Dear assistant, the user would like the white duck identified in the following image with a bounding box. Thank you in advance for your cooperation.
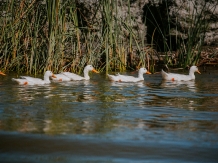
[61,65,99,81]
[108,67,151,82]
[161,66,201,81]
[51,73,71,81]
[0,71,6,76]
[12,70,56,85]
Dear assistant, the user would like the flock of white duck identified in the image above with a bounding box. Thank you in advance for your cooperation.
[0,65,201,85]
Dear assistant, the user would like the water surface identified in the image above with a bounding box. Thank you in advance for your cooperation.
[0,68,218,162]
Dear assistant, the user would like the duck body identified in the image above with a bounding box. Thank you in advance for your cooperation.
[108,74,142,82]
[51,73,71,81]
[61,72,85,81]
[11,78,35,85]
[161,66,200,81]
[62,65,99,81]
[108,68,151,82]
[12,70,56,85]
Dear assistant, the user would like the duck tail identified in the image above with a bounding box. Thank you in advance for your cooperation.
[108,74,117,81]
[107,74,112,80]
[12,78,20,84]
[161,69,168,79]
[12,78,17,82]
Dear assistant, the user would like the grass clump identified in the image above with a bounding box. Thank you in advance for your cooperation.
[0,0,217,74]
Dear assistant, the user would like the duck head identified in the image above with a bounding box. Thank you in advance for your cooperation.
[84,65,99,73]
[190,66,201,74]
[138,68,151,79]
[139,68,151,75]
[44,71,56,80]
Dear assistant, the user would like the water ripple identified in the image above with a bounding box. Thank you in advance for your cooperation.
[0,70,218,162]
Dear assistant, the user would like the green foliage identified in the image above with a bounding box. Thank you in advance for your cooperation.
[0,0,216,74]
[144,0,217,68]
[0,0,150,74]
[177,1,213,67]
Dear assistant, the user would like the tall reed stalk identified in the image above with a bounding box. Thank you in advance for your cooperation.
[144,1,217,69]
[1,0,215,74]
[177,1,212,67]
[0,0,154,74]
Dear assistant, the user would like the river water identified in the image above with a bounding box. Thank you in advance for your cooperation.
[0,67,218,163]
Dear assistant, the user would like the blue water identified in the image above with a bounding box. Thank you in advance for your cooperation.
[0,67,218,163]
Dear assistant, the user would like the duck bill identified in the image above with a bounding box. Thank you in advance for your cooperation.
[146,71,152,74]
[0,71,6,76]
[52,74,57,78]
[92,69,99,73]
[196,70,201,74]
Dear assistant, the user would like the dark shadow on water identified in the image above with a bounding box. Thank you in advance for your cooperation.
[0,131,218,163]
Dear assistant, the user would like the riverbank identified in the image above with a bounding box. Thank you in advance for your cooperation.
[154,46,218,70]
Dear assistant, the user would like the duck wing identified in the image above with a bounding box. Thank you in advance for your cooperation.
[20,76,43,82]
[62,72,85,80]
[12,78,35,85]
[52,74,71,81]
[107,74,121,81]
[117,74,141,82]
[168,73,192,81]
[20,76,50,84]
[161,70,193,81]
[161,70,170,80]
[108,74,141,82]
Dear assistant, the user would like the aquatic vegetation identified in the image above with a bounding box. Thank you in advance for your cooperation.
[144,0,218,68]
[0,0,217,75]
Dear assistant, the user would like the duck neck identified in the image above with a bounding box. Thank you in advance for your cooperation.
[189,71,195,79]
[83,68,90,80]
[44,75,51,83]
[138,72,144,80]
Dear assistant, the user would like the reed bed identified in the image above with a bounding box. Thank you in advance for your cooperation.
[175,1,217,68]
[0,0,217,75]
[144,0,218,69]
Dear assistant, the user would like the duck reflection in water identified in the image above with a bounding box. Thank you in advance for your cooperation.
[14,84,55,101]
[79,80,96,102]
[110,81,145,88]
[64,80,97,103]
[161,80,197,92]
